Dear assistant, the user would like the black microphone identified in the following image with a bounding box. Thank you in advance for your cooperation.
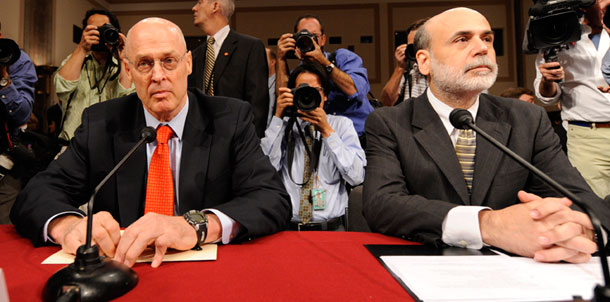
[449,108,610,301]
[43,126,157,302]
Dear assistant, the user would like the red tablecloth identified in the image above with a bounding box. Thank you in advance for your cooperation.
[0,225,414,301]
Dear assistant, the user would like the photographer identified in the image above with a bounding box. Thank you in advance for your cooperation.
[276,15,373,139]
[0,21,37,224]
[534,0,610,199]
[55,9,134,142]
[381,18,428,106]
[261,62,365,231]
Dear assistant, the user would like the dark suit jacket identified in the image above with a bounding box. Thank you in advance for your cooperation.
[363,93,610,246]
[11,89,291,246]
[188,30,269,138]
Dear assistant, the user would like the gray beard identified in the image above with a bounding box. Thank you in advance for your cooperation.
[430,56,498,95]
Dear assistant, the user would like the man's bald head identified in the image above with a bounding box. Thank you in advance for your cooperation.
[125,18,187,59]
[123,17,193,122]
[414,8,497,102]
[415,8,489,53]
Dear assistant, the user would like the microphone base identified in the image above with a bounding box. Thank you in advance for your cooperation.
[594,284,610,302]
[43,245,138,302]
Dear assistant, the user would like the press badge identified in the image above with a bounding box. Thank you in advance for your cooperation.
[312,188,326,210]
[312,176,326,210]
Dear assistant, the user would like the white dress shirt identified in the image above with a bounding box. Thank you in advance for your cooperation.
[207,25,231,61]
[426,89,491,249]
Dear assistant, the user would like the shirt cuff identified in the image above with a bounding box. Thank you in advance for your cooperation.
[205,209,241,244]
[43,211,85,244]
[441,206,490,249]
[535,84,561,104]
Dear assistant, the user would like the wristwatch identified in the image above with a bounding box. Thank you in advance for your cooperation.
[325,63,335,74]
[184,210,208,250]
[0,77,10,89]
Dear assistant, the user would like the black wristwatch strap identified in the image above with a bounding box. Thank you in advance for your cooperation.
[185,210,208,251]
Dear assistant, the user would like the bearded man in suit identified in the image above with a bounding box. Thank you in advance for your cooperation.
[363,7,610,263]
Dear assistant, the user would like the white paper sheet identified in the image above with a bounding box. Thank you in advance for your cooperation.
[381,255,605,302]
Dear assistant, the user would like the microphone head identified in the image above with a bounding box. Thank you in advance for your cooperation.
[449,109,473,130]
[140,126,157,143]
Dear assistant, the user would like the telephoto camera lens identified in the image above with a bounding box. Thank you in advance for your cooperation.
[292,83,321,113]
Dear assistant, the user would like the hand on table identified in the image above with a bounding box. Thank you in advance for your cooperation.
[479,191,595,263]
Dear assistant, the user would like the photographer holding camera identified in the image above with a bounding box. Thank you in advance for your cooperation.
[0,21,37,224]
[534,0,610,199]
[261,62,365,231]
[381,18,429,106]
[276,15,373,140]
[54,9,134,142]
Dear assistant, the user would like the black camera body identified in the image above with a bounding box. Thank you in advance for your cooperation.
[524,0,595,53]
[284,83,322,117]
[293,29,318,53]
[92,23,120,52]
[285,29,319,59]
[0,38,21,66]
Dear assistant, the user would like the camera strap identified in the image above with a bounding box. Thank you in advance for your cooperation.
[285,117,322,186]
[2,122,13,150]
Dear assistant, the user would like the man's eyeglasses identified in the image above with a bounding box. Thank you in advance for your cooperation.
[127,52,187,73]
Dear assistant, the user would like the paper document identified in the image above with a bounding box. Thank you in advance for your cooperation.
[42,244,217,264]
[0,269,8,302]
[381,255,606,302]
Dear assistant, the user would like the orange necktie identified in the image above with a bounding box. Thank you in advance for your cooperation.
[144,125,175,216]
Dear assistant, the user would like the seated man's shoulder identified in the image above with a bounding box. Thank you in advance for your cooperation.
[190,89,251,118]
[483,93,545,119]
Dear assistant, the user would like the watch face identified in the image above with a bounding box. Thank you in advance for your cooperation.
[0,78,8,86]
[188,211,205,223]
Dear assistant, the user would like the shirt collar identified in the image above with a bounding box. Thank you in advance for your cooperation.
[208,24,230,48]
[426,89,479,135]
[142,96,189,140]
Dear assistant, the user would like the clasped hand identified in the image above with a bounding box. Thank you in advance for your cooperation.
[49,212,199,268]
[480,191,596,263]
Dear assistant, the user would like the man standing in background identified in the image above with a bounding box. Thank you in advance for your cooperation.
[535,0,610,199]
[381,18,428,106]
[55,9,134,142]
[189,0,269,138]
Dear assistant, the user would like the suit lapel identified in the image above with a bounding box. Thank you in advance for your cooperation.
[178,90,212,214]
[412,96,471,204]
[470,95,512,205]
[213,30,237,87]
[114,98,147,225]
